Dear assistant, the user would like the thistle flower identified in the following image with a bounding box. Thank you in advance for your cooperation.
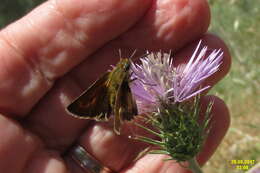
[130,41,223,173]
[131,40,223,113]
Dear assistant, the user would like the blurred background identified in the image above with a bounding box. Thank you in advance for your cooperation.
[0,0,259,172]
[207,0,259,172]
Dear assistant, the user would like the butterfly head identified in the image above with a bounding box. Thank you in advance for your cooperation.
[116,58,131,72]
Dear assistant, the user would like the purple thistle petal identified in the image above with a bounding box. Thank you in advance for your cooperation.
[130,41,223,112]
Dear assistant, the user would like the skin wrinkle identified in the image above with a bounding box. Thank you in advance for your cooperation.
[0,41,18,86]
[0,4,67,115]
[0,32,26,60]
[0,39,50,115]
[25,3,67,83]
[1,3,62,83]
[54,0,147,51]
[52,0,90,47]
[53,0,117,46]
[160,3,191,42]
[19,134,43,173]
[125,155,167,173]
[54,0,113,19]
[115,0,210,52]
[155,0,186,28]
[25,75,92,150]
[83,125,133,170]
[0,116,42,173]
[36,0,148,82]
[23,149,67,173]
[1,20,48,95]
[36,5,87,81]
[19,23,57,89]
[8,0,90,84]
[20,72,41,98]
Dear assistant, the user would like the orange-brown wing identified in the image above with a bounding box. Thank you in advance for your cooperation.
[113,79,138,134]
[66,72,112,121]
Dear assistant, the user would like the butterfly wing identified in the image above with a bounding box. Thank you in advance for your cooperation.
[66,72,112,121]
[113,79,138,134]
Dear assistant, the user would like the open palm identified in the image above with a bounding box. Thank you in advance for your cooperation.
[0,0,231,172]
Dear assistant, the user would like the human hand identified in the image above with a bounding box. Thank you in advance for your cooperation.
[0,0,231,172]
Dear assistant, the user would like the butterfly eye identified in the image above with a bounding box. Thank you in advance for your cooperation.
[124,62,130,71]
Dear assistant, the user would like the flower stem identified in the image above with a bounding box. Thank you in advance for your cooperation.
[188,158,203,173]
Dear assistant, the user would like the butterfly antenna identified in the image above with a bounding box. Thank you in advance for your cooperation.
[130,49,137,59]
[134,51,149,62]
[118,49,122,60]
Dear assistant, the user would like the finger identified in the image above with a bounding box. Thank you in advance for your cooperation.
[0,114,69,173]
[23,150,67,173]
[113,0,211,51]
[0,115,42,173]
[66,95,230,173]
[0,0,151,116]
[26,76,90,151]
[121,95,230,173]
[196,95,230,166]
